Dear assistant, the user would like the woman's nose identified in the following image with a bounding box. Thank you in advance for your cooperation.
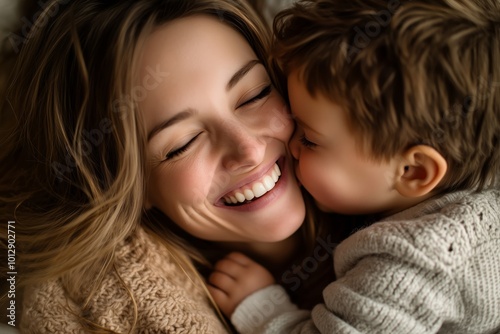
[221,123,266,172]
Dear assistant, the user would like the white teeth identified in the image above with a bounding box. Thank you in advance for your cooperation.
[271,170,279,182]
[263,176,275,191]
[235,192,246,202]
[244,189,255,201]
[223,163,282,205]
[252,182,267,198]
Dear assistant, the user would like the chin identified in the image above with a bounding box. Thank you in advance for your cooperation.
[260,213,305,242]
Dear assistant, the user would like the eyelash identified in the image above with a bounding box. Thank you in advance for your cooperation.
[300,135,317,148]
[238,84,272,108]
[164,133,202,161]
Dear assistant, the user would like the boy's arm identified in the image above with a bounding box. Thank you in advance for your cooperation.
[209,243,465,334]
[208,252,314,334]
[230,284,312,334]
[227,254,461,334]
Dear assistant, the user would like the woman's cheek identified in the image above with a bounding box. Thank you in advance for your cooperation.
[150,165,196,207]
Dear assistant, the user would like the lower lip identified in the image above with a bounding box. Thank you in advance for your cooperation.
[217,158,289,212]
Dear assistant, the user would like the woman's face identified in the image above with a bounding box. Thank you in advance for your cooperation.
[140,15,305,243]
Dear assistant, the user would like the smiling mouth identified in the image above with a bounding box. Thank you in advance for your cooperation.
[222,163,282,206]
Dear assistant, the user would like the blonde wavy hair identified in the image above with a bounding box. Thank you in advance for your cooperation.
[0,0,316,332]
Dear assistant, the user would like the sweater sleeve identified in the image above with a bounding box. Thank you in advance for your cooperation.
[230,285,312,334]
[310,252,463,333]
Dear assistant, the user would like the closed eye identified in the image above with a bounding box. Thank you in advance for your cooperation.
[299,135,317,148]
[237,84,272,108]
[164,133,202,161]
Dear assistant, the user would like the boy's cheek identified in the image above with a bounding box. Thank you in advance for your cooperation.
[297,158,323,192]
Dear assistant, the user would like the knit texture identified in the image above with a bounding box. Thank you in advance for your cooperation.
[231,189,500,333]
[21,227,228,333]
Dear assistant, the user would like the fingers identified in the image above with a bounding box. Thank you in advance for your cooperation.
[224,252,253,266]
[208,270,237,292]
[208,252,277,318]
[207,284,227,300]
[212,253,250,280]
[207,284,234,318]
[208,254,250,318]
[208,253,253,294]
[210,252,275,287]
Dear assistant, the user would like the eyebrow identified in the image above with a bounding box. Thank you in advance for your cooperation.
[147,109,196,142]
[226,59,262,91]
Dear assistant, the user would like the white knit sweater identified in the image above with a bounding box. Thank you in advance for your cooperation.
[21,227,228,333]
[231,189,500,333]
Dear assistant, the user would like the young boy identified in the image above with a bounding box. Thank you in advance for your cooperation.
[207,0,500,333]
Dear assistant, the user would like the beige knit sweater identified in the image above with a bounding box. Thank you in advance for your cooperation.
[21,227,228,333]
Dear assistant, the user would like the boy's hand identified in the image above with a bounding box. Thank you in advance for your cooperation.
[208,252,275,317]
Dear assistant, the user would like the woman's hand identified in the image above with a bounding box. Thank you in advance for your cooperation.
[208,252,275,317]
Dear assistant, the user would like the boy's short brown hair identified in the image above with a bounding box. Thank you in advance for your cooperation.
[273,0,500,192]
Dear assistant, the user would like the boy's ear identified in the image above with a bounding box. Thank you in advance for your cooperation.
[394,145,447,198]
